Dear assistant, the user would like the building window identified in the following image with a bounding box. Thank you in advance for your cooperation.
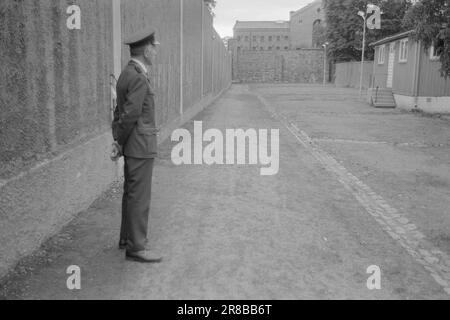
[237,36,241,41]
[277,36,281,41]
[378,45,385,64]
[269,36,272,42]
[252,46,256,51]
[260,36,265,42]
[276,46,280,50]
[299,19,303,23]
[268,46,272,50]
[253,36,256,42]
[245,36,249,42]
[285,36,289,40]
[284,46,289,50]
[399,39,408,62]
[260,47,264,51]
[317,8,321,13]
[430,44,440,60]
[312,19,323,48]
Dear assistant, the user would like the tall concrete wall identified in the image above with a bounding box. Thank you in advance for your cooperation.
[234,49,324,83]
[121,0,231,126]
[0,0,231,278]
[121,0,182,124]
[0,0,114,180]
[0,0,116,279]
[335,61,374,89]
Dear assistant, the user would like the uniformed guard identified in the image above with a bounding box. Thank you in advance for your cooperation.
[111,26,162,263]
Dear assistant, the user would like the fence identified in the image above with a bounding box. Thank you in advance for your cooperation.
[334,61,373,89]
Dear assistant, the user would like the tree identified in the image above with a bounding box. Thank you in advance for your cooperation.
[324,0,412,62]
[204,0,217,16]
[403,0,450,78]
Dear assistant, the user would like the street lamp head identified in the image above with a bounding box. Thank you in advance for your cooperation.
[357,11,365,18]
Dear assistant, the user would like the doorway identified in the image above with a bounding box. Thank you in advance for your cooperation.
[386,42,395,88]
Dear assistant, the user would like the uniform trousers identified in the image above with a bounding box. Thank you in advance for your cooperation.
[120,156,155,252]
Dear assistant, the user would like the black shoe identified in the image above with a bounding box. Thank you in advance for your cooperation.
[125,250,163,263]
[119,240,127,250]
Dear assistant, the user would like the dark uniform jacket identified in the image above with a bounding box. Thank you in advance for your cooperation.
[113,61,158,159]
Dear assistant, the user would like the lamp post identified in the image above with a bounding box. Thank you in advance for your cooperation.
[212,34,216,94]
[357,10,367,97]
[322,42,329,86]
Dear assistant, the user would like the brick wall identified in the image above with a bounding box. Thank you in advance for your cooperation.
[234,49,324,83]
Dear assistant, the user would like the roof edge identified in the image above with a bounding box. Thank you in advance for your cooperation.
[233,21,290,30]
[291,0,322,16]
[369,30,415,47]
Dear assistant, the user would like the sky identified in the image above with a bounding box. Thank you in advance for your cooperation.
[213,0,314,38]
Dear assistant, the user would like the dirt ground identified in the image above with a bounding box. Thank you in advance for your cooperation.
[1,84,449,300]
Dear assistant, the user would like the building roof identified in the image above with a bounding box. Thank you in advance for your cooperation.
[369,30,415,47]
[290,0,322,17]
[233,21,289,30]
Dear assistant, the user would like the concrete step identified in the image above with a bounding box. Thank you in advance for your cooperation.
[375,93,395,97]
[374,98,396,103]
[373,102,396,108]
[374,94,394,97]
[374,92,394,96]
[369,87,396,108]
[374,99,396,103]
[373,99,395,103]
[374,92,395,96]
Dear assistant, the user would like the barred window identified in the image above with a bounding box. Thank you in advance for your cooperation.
[378,45,385,64]
[430,44,440,60]
[399,39,408,63]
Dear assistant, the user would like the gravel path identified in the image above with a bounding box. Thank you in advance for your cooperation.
[1,84,448,300]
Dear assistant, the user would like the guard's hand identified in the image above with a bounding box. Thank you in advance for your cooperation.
[110,142,123,162]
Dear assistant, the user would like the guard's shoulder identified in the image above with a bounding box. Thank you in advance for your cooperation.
[124,63,140,75]
[119,65,146,84]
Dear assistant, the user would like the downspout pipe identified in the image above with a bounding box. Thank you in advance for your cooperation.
[180,0,184,115]
[413,40,422,108]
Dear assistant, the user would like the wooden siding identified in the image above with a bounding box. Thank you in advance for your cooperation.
[392,40,417,96]
[374,38,450,97]
[418,48,450,97]
[372,46,388,88]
